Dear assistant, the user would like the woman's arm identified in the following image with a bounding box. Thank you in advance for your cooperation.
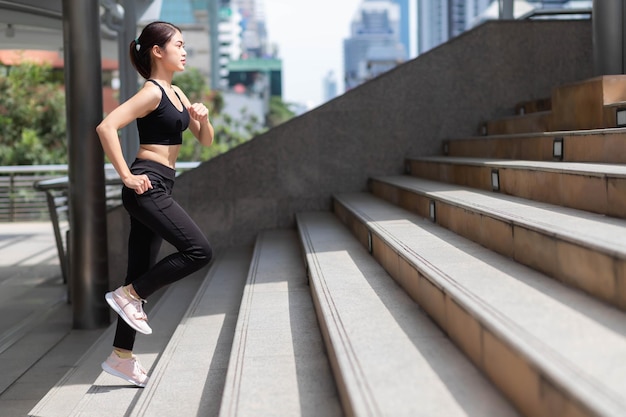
[96,83,160,194]
[174,86,214,147]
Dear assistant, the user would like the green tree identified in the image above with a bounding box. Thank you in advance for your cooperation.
[266,96,296,128]
[0,62,67,165]
[174,68,266,162]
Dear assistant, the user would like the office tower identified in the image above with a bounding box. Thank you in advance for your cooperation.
[323,71,338,102]
[417,0,492,55]
[344,0,405,90]
[215,0,242,88]
[234,0,269,58]
[392,0,410,60]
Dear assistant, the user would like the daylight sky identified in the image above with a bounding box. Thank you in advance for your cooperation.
[263,0,362,109]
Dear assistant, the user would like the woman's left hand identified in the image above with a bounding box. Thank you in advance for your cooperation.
[188,103,209,123]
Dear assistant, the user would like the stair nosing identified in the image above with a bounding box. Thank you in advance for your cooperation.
[407,156,626,177]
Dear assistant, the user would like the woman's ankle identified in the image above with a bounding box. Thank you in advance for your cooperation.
[113,348,133,359]
[123,284,141,301]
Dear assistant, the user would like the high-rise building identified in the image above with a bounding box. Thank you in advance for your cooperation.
[235,0,269,58]
[212,0,242,88]
[154,0,212,81]
[344,0,406,90]
[392,0,410,60]
[417,0,497,55]
[323,71,338,102]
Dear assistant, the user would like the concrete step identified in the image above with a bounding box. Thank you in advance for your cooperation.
[551,75,626,131]
[27,266,208,417]
[131,247,252,417]
[479,75,626,137]
[0,279,67,396]
[514,97,551,115]
[484,111,552,135]
[443,128,626,164]
[333,192,626,417]
[406,156,626,218]
[219,230,341,417]
[296,211,520,417]
[370,175,626,310]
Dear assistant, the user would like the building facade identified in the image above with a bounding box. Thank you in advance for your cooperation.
[344,0,405,90]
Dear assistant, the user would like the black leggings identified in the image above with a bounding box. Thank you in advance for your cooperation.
[113,158,212,350]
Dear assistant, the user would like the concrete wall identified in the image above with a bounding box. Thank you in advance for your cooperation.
[107,19,593,284]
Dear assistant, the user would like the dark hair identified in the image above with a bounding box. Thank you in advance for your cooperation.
[130,21,181,79]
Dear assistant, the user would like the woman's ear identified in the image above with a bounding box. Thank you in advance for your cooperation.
[151,45,162,60]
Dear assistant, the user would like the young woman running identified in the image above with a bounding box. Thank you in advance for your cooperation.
[96,21,214,387]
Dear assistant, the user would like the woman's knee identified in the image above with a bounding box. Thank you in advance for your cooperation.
[187,237,213,266]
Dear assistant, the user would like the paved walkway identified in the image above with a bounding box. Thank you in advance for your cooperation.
[0,221,77,417]
[0,221,61,281]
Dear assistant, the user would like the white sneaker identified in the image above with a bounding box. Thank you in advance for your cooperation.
[105,287,152,335]
[101,352,149,387]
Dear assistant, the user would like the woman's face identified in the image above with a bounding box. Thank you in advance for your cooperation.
[160,31,187,72]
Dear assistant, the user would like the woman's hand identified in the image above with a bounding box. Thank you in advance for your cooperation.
[123,174,152,194]
[188,103,209,123]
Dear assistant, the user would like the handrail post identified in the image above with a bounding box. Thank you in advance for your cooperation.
[44,190,69,285]
[9,173,15,222]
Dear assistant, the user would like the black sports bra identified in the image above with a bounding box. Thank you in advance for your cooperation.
[137,79,190,146]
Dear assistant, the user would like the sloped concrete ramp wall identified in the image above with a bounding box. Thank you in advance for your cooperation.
[106,19,592,284]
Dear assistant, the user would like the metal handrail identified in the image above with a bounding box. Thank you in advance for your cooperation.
[519,7,592,20]
[31,161,201,284]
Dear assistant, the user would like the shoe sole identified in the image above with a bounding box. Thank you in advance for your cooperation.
[105,292,153,335]
[101,361,148,388]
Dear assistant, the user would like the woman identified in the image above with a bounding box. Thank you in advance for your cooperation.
[96,21,214,387]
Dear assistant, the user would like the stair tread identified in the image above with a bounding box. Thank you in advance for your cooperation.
[297,211,520,417]
[131,247,252,417]
[489,110,552,121]
[452,126,626,140]
[411,155,626,177]
[375,175,626,256]
[335,192,626,417]
[219,230,341,417]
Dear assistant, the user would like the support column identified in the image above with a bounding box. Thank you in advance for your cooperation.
[499,0,514,19]
[118,0,139,164]
[593,0,626,75]
[62,0,110,329]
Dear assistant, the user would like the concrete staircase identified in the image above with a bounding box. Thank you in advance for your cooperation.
[7,75,626,416]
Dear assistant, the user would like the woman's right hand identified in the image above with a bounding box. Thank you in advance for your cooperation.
[123,174,153,194]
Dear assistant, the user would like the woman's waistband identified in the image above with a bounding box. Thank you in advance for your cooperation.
[130,158,176,181]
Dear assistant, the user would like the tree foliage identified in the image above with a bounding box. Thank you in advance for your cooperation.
[267,96,296,129]
[0,62,67,165]
[174,68,267,162]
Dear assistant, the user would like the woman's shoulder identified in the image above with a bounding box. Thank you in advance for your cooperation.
[142,80,163,97]
[137,81,163,105]
[123,81,162,117]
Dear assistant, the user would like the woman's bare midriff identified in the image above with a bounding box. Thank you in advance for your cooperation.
[137,144,180,169]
